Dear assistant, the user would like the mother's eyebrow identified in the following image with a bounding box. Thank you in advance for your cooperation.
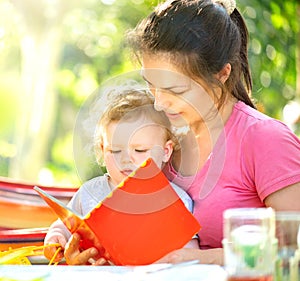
[141,75,189,90]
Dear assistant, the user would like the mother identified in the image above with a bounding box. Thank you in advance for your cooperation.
[63,0,300,265]
[126,0,300,264]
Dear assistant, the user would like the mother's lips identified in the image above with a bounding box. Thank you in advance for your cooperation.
[165,112,181,119]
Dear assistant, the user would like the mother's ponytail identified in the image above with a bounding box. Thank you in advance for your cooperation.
[230,8,256,108]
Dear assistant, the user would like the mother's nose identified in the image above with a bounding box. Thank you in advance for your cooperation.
[153,89,170,111]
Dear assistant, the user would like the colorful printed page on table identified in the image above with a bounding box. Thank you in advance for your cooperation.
[34,158,200,265]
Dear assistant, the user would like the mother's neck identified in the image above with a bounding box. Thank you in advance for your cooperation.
[172,98,237,176]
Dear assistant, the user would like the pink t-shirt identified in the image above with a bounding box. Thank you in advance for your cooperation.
[164,101,300,249]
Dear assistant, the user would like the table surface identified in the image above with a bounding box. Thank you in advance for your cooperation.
[0,263,227,281]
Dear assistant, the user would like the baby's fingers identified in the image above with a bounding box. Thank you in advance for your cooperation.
[44,244,64,262]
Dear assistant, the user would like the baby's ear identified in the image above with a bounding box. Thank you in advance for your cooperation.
[162,140,174,162]
[99,143,104,152]
[95,143,104,164]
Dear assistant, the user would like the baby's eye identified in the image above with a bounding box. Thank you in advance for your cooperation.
[110,150,121,154]
[135,149,148,153]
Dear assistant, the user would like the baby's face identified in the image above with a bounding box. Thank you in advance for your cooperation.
[102,119,172,186]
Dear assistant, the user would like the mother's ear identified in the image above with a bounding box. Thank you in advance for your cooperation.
[217,63,231,84]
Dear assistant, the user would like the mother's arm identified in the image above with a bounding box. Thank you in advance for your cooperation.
[264,182,300,211]
[156,182,300,266]
[154,247,224,265]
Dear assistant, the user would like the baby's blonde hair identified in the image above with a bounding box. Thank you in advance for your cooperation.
[93,83,178,165]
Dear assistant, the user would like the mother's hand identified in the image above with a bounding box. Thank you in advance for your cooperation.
[155,248,224,266]
[64,233,107,265]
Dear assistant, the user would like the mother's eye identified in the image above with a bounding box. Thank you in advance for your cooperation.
[169,89,186,95]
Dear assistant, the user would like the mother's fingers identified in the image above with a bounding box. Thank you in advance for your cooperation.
[64,233,98,265]
[155,248,202,264]
[155,250,183,264]
[64,233,80,265]
[93,257,111,266]
[65,248,98,265]
[157,248,223,265]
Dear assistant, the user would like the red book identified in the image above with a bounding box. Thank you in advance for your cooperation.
[34,158,200,265]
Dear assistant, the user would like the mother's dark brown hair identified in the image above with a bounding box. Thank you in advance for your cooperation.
[127,0,256,109]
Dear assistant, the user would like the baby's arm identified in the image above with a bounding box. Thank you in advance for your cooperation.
[44,219,71,262]
[170,184,200,250]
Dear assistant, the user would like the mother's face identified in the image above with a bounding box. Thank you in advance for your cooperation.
[141,54,218,130]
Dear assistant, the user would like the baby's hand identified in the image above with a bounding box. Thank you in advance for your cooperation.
[43,232,67,262]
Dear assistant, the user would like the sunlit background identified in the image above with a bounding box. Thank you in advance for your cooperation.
[0,0,299,187]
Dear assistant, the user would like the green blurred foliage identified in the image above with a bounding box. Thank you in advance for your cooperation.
[240,0,298,120]
[0,0,298,185]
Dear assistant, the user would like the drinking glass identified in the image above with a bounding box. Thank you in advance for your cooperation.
[275,211,300,281]
[223,208,276,281]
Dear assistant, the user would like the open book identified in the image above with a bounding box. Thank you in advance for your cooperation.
[34,158,200,265]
